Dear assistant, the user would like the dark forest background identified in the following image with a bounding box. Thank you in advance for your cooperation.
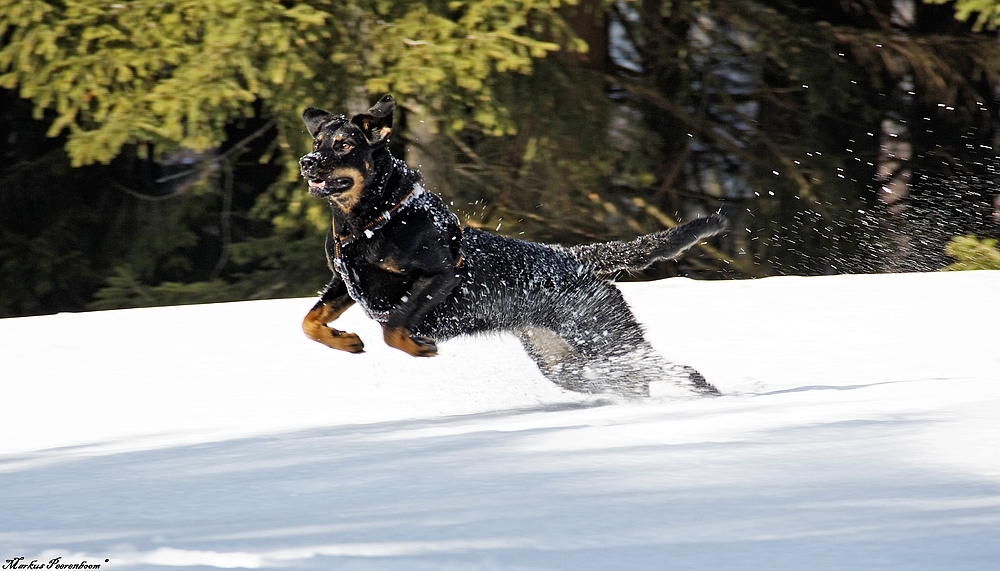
[2,0,999,318]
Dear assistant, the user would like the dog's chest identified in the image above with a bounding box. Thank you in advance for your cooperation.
[327,190,465,322]
[333,239,411,321]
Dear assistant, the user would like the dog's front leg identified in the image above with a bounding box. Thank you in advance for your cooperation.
[382,271,460,357]
[302,276,365,353]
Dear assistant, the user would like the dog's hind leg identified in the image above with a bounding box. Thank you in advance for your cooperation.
[615,343,720,397]
[516,326,596,394]
[518,329,718,397]
[516,326,652,397]
[303,277,365,353]
[517,282,718,397]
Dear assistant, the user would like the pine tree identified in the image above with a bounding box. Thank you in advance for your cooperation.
[0,0,585,314]
[925,0,1000,31]
[943,235,1000,270]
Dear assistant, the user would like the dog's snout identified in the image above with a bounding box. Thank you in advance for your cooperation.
[299,154,319,173]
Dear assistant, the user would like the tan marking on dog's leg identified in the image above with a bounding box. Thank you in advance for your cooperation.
[520,326,572,367]
[302,300,364,353]
[382,325,437,357]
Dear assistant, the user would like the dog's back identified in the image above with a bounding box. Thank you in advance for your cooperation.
[417,228,615,339]
[416,214,726,339]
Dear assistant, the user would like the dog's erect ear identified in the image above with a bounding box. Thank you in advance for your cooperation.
[351,94,396,147]
[302,107,338,138]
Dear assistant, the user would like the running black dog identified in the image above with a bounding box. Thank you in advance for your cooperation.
[299,95,726,396]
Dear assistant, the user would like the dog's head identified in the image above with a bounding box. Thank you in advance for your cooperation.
[299,94,396,212]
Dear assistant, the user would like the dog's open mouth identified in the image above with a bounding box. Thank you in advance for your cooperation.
[308,177,355,197]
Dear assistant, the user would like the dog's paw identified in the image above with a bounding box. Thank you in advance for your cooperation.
[329,330,365,353]
[680,365,720,396]
[408,335,439,357]
[383,326,438,357]
[304,323,365,353]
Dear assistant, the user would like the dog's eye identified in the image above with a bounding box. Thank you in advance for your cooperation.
[338,142,353,152]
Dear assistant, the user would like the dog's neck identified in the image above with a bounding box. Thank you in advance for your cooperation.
[331,151,422,237]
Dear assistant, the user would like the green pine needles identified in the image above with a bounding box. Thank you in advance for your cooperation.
[944,235,1000,271]
[0,0,580,166]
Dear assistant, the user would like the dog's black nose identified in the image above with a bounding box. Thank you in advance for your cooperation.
[299,155,318,172]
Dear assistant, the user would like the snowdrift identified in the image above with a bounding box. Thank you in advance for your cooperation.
[2,271,998,570]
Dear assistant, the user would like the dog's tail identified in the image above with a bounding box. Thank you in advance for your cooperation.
[564,214,727,278]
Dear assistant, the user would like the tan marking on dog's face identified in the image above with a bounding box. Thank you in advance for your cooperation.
[328,167,365,213]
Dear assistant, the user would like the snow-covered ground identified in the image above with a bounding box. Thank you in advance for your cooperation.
[2,271,998,570]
